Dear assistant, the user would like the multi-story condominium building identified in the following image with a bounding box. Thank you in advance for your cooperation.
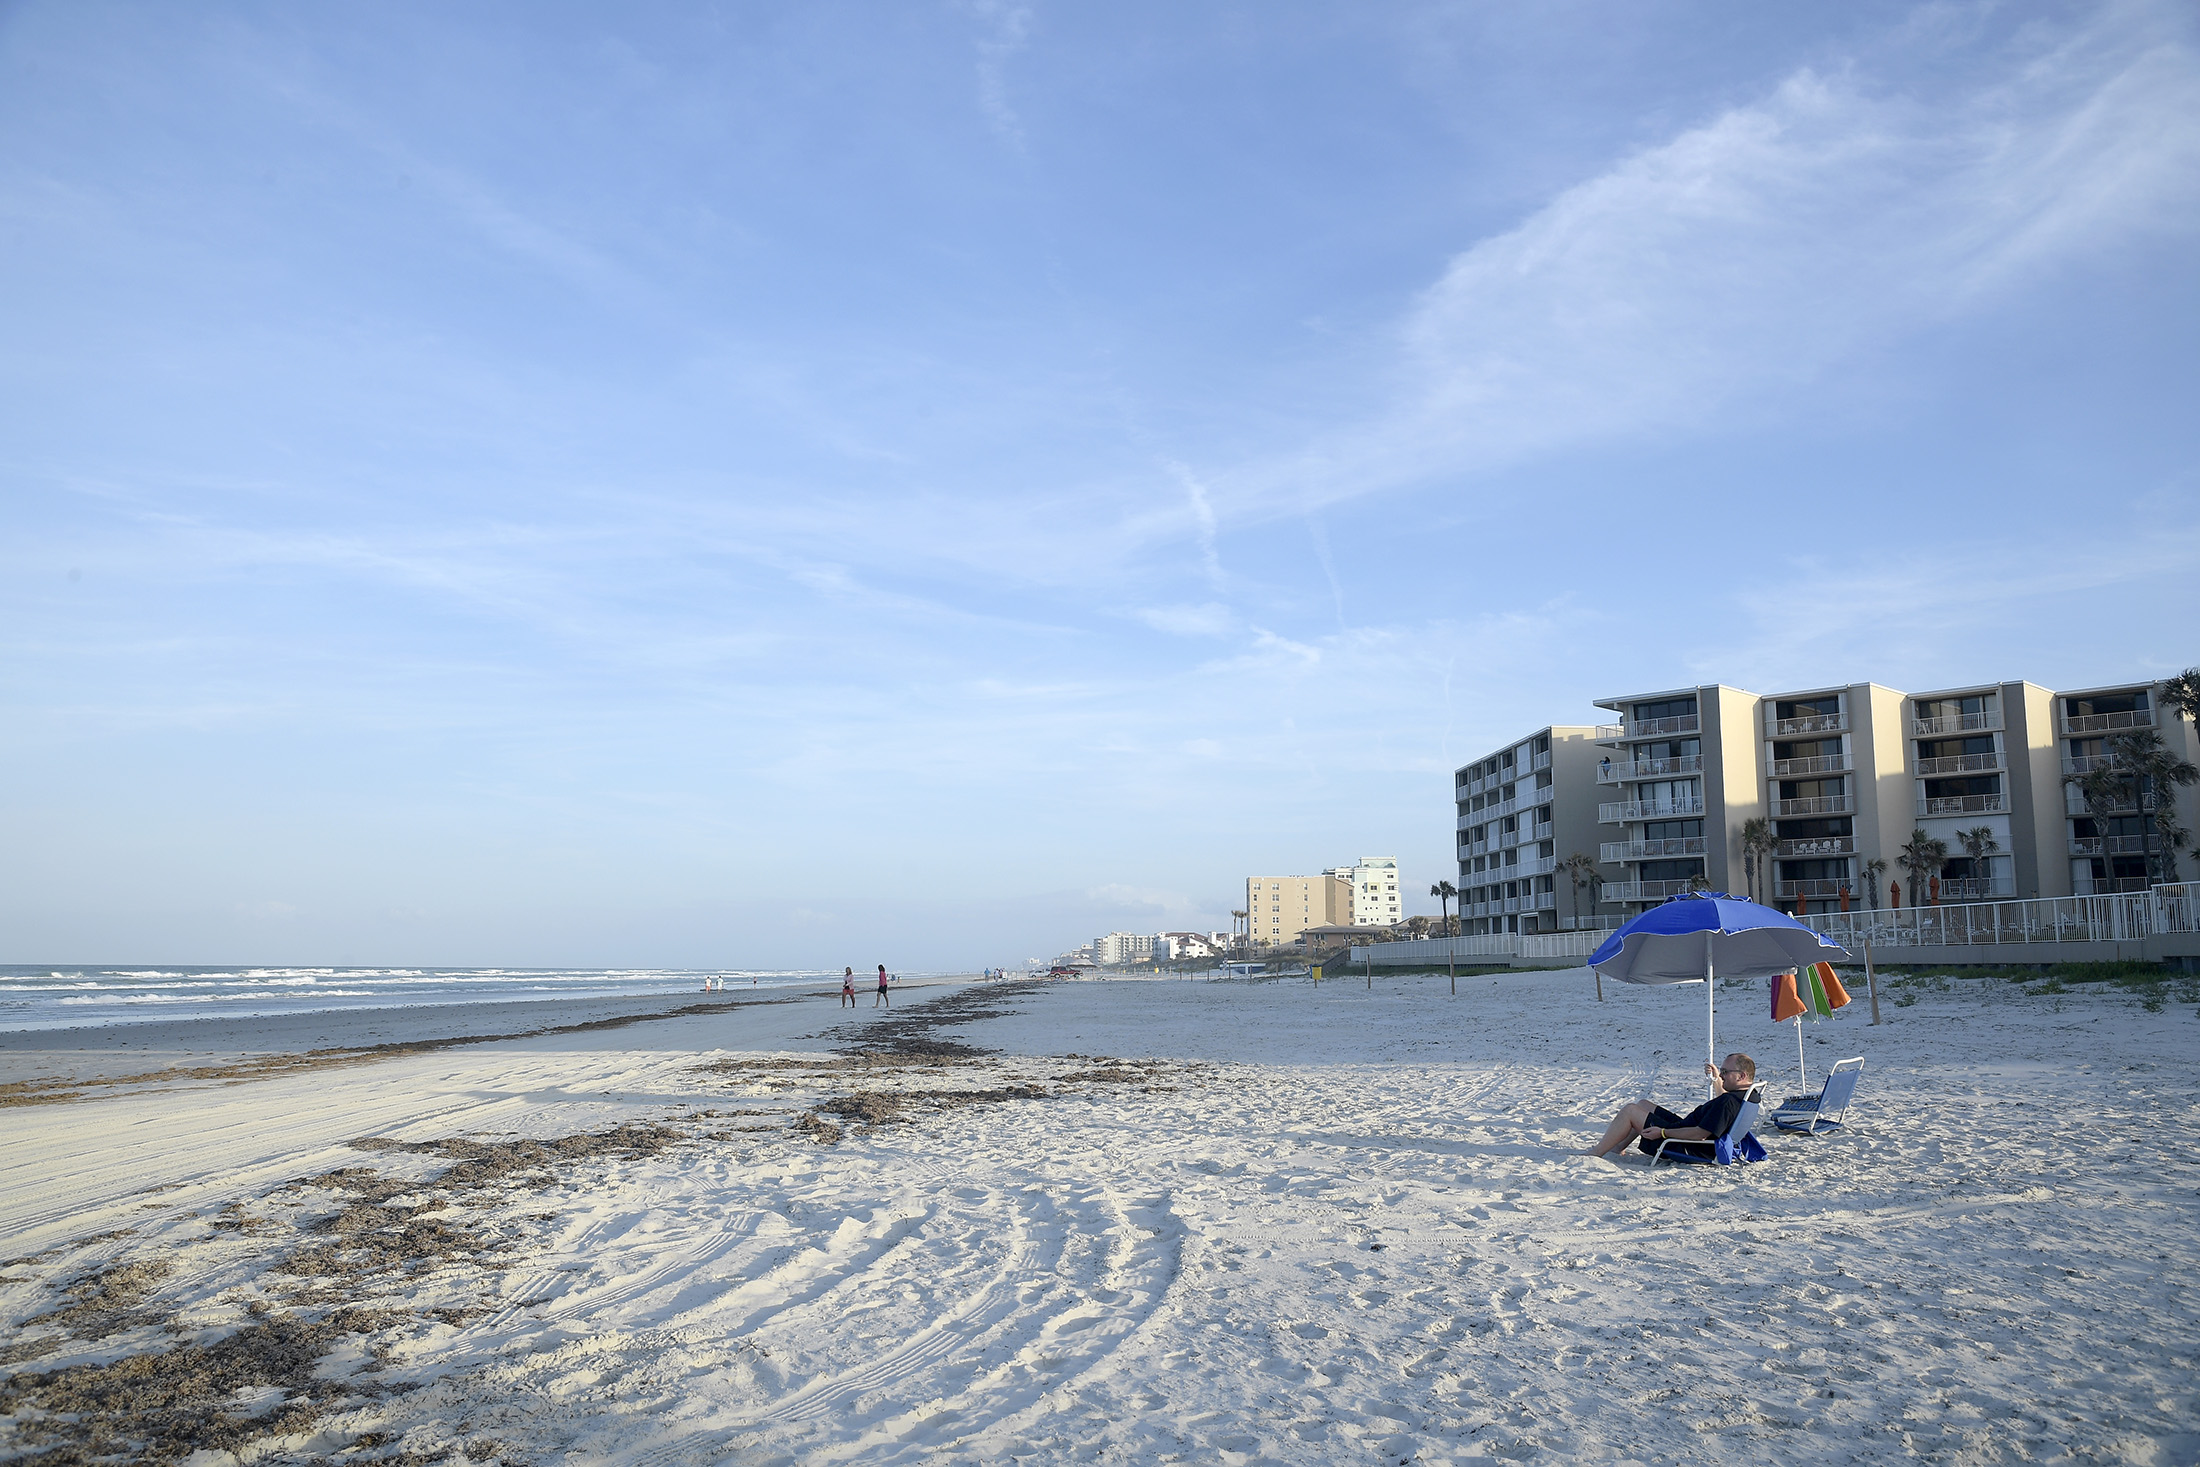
[1326,857,1402,926]
[1092,932,1157,965]
[1244,872,1352,947]
[1453,726,1610,934]
[1566,673,2200,917]
[2057,680,2179,894]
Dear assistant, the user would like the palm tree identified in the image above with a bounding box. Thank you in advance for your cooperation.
[1861,857,1888,910]
[1956,826,2001,898]
[1230,910,1248,953]
[1896,828,1949,908]
[2158,667,2200,729]
[1738,816,1774,904]
[2070,729,2199,885]
[1561,852,1599,929]
[1430,881,1457,936]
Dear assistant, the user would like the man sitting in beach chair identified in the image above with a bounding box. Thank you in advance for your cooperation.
[1580,1053,1760,1161]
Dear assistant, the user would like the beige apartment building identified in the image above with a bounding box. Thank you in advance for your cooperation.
[1453,726,1610,934]
[1244,872,1351,947]
[1578,674,2200,917]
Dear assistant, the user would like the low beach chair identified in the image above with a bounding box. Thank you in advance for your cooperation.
[1771,1056,1866,1136]
[1646,1085,1767,1166]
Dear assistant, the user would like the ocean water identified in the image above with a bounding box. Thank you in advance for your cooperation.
[0,966,838,1033]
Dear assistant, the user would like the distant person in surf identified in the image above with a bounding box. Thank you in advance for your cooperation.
[841,968,856,1008]
[875,964,891,1008]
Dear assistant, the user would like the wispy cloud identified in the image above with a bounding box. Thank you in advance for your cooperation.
[1216,1,2200,521]
[964,0,1034,151]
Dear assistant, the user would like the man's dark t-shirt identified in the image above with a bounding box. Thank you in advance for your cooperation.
[1640,1089,1746,1155]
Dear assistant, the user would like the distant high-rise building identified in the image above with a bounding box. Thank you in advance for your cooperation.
[1244,872,1352,947]
[1335,857,1401,927]
[1453,726,1608,934]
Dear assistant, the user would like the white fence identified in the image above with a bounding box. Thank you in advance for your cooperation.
[1800,883,2198,949]
[1350,930,1606,966]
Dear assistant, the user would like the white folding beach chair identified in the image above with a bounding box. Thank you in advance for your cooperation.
[1771,1056,1866,1136]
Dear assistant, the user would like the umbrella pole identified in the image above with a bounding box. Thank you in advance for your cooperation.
[1796,1013,1807,1093]
[1706,951,1717,1095]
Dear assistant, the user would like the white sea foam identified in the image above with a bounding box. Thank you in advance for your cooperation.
[0,965,843,1032]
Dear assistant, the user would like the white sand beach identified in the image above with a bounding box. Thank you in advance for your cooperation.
[3,969,2196,1465]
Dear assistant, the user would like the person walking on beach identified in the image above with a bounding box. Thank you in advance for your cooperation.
[840,967,856,1008]
[875,964,891,1008]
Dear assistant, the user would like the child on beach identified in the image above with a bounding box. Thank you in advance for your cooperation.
[841,968,856,1008]
[875,965,891,1008]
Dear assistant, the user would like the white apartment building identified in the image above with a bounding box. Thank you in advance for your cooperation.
[1244,872,1352,947]
[1092,932,1157,965]
[1326,857,1402,926]
[1454,727,1611,934]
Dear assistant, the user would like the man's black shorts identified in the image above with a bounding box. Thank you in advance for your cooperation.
[1645,1105,1688,1130]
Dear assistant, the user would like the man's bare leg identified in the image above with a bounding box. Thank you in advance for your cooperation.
[1581,1100,1655,1157]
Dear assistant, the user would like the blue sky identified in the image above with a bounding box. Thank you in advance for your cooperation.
[3,1,2196,968]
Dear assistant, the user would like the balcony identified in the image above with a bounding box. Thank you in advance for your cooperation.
[2069,835,2152,856]
[1601,836,1707,862]
[1594,723,1625,742]
[1600,796,1708,822]
[1532,750,1552,773]
[1599,754,1703,783]
[1774,835,1856,858]
[1920,793,2008,816]
[1515,854,1558,879]
[1913,710,2003,737]
[1768,711,1848,737]
[1937,877,2016,901]
[1915,752,2003,776]
[1775,878,1854,899]
[1601,878,1699,904]
[1772,794,1854,817]
[2062,754,2112,776]
[1527,783,1556,807]
[2073,876,2151,895]
[2061,707,2154,736]
[1769,753,1852,778]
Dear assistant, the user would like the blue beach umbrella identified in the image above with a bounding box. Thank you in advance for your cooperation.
[1590,893,1851,1079]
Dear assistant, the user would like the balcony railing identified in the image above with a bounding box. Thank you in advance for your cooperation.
[1915,752,2002,776]
[1774,835,1855,858]
[1630,714,1700,739]
[1459,840,1489,858]
[1527,783,1555,807]
[1594,723,1625,742]
[1599,796,1708,823]
[1768,712,1848,737]
[1772,794,1853,817]
[1599,754,1703,783]
[1768,753,1851,778]
[1937,877,2016,901]
[1515,855,1557,879]
[1601,836,1708,863]
[1532,750,1552,773]
[1775,878,1853,899]
[2062,754,2112,776]
[1601,878,1701,904]
[2069,835,2152,856]
[2061,708,2154,735]
[1913,710,2003,737]
[1920,793,2008,816]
